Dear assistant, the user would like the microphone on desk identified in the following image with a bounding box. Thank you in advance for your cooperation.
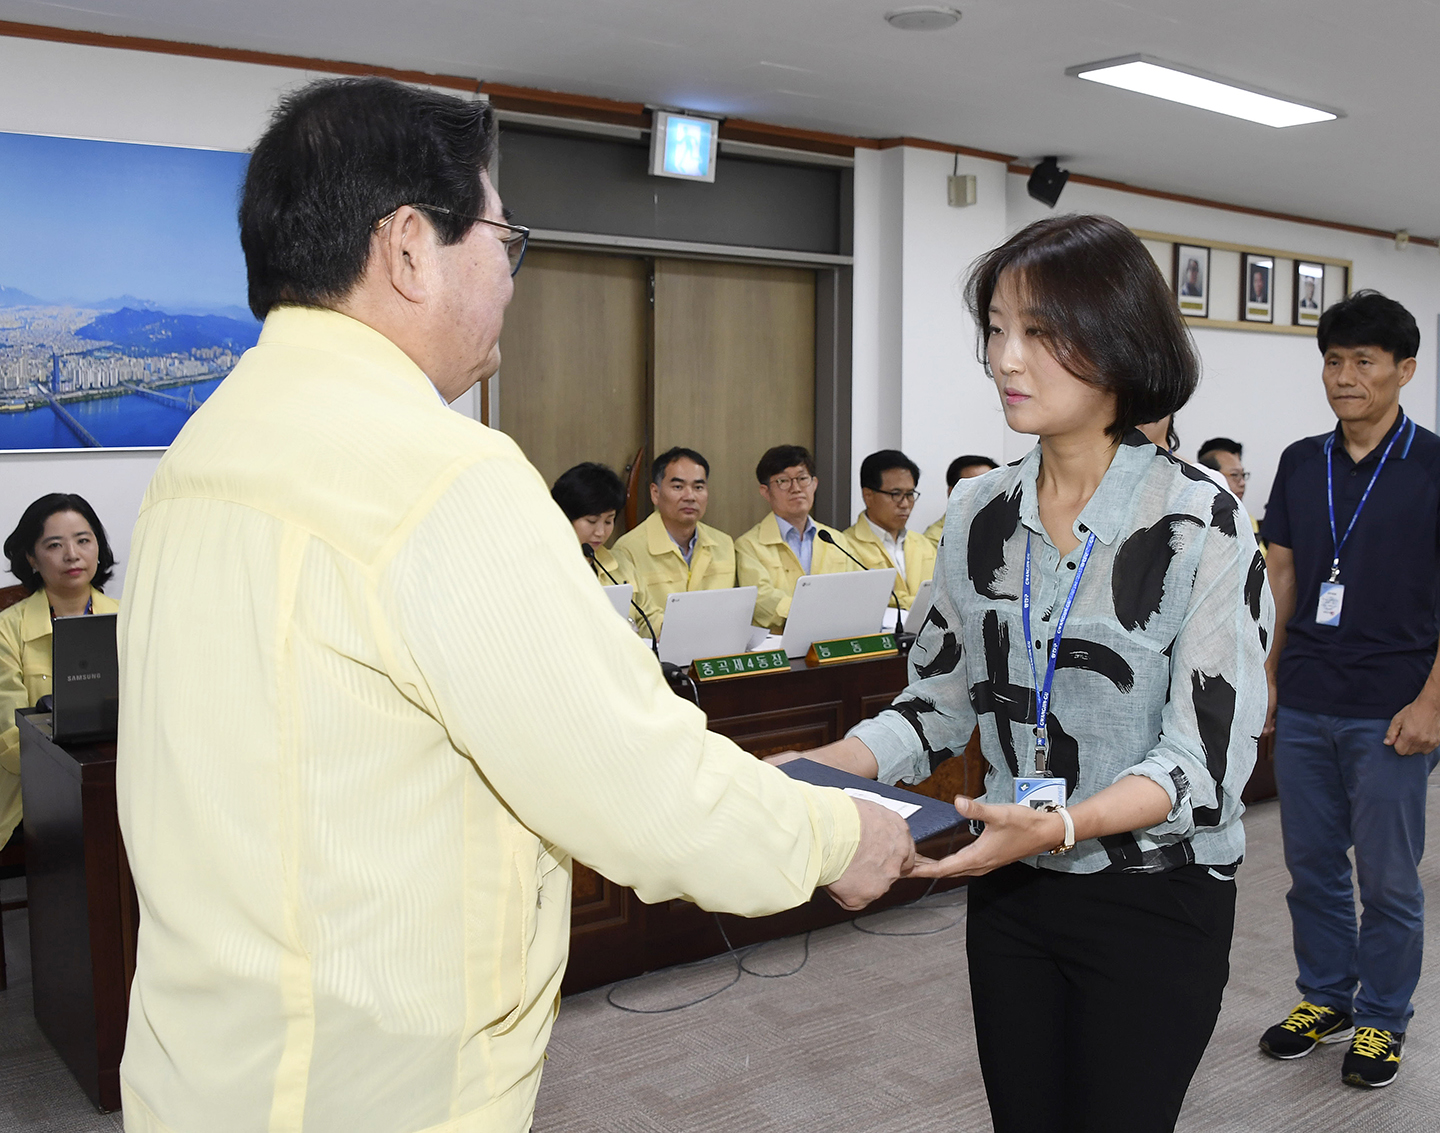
[583,544,662,660]
[816,529,907,639]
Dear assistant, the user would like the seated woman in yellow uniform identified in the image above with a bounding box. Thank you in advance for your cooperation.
[551,462,629,582]
[0,493,121,848]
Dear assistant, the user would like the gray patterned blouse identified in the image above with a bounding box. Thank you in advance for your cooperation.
[851,431,1274,875]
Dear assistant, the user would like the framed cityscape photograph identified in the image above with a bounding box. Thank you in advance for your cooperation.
[1294,260,1325,327]
[1173,244,1210,318]
[0,130,256,451]
[1240,252,1274,324]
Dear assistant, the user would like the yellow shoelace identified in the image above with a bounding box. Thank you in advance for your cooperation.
[1350,1027,1394,1060]
[1280,1001,1332,1033]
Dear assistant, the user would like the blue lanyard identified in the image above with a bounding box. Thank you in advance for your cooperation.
[1022,530,1097,776]
[1324,414,1406,583]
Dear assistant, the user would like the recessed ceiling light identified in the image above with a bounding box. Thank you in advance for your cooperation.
[885,6,962,31]
[1066,54,1342,128]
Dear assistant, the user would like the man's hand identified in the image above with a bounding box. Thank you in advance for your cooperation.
[908,796,1066,879]
[1385,691,1440,756]
[1263,667,1279,736]
[825,799,916,911]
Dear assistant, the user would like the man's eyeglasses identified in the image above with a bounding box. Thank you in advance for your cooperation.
[1227,470,1251,483]
[768,474,815,492]
[373,205,530,276]
[873,489,920,504]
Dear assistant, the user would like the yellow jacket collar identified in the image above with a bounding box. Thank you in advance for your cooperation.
[643,510,715,555]
[851,513,907,547]
[258,306,442,407]
[16,586,116,643]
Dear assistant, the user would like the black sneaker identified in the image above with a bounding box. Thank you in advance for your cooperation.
[1342,1027,1404,1088]
[1259,1001,1356,1059]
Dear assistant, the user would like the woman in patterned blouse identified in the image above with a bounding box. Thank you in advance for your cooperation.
[779,214,1273,1132]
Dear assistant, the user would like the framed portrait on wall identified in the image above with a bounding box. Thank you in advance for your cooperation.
[1241,253,1274,324]
[1173,244,1210,318]
[1294,261,1325,327]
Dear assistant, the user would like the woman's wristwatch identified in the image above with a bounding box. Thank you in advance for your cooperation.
[1037,802,1075,855]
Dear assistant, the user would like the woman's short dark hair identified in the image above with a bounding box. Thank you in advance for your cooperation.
[756,445,816,484]
[240,77,498,320]
[551,463,626,520]
[4,493,115,594]
[859,449,921,491]
[965,214,1199,440]
[1317,289,1420,363]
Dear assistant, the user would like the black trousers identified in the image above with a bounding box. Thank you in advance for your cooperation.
[967,862,1236,1133]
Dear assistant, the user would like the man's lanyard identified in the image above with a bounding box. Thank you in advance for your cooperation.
[1022,530,1097,777]
[1324,414,1406,583]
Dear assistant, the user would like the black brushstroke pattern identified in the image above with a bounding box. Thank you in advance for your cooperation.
[1056,638,1136,694]
[967,485,1023,600]
[913,604,964,680]
[1046,713,1080,799]
[888,697,961,776]
[1100,832,1196,873]
[1210,492,1239,538]
[1112,514,1204,632]
[968,610,1030,777]
[1190,671,1236,829]
[1121,429,1152,448]
[1244,550,1266,623]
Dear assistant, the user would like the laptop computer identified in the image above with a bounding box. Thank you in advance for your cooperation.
[780,569,896,658]
[656,586,759,666]
[50,612,119,742]
[905,578,935,633]
[601,583,634,621]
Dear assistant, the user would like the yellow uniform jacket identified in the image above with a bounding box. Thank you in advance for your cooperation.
[923,515,946,547]
[843,514,937,609]
[0,586,119,846]
[734,513,861,632]
[610,511,736,635]
[115,307,859,1133]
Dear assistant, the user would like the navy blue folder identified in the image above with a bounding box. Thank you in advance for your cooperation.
[779,758,965,842]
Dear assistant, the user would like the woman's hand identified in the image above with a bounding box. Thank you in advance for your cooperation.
[908,796,1066,878]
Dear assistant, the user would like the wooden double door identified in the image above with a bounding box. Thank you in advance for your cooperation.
[496,249,817,539]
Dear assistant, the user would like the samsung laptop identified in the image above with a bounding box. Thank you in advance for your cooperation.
[656,586,759,667]
[50,612,119,742]
[780,569,896,659]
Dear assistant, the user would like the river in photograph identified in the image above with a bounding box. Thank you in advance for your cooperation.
[0,376,225,449]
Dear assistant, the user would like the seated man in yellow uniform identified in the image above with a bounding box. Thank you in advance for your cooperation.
[736,444,860,633]
[612,446,735,635]
[923,453,999,546]
[844,449,935,611]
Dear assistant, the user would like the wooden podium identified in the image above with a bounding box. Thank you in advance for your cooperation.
[17,710,137,1112]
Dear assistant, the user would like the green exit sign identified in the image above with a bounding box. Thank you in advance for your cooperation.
[806,633,898,666]
[691,649,790,683]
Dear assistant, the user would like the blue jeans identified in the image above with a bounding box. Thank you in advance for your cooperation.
[1273,707,1439,1032]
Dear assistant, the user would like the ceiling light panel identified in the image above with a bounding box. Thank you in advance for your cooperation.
[1067,55,1341,129]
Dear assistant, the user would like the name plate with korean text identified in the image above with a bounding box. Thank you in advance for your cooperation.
[691,649,791,683]
[805,633,899,667]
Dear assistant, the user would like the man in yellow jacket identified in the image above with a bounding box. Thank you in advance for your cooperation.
[612,447,735,635]
[844,449,936,610]
[923,454,999,546]
[115,79,913,1133]
[735,444,860,633]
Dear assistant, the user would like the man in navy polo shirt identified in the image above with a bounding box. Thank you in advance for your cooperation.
[1257,290,1440,1089]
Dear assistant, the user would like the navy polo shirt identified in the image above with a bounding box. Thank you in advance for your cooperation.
[1261,409,1440,718]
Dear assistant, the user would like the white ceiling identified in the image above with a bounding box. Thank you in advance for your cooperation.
[3,0,1437,238]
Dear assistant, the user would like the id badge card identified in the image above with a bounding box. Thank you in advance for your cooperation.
[1015,777,1066,808]
[1316,582,1344,626]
